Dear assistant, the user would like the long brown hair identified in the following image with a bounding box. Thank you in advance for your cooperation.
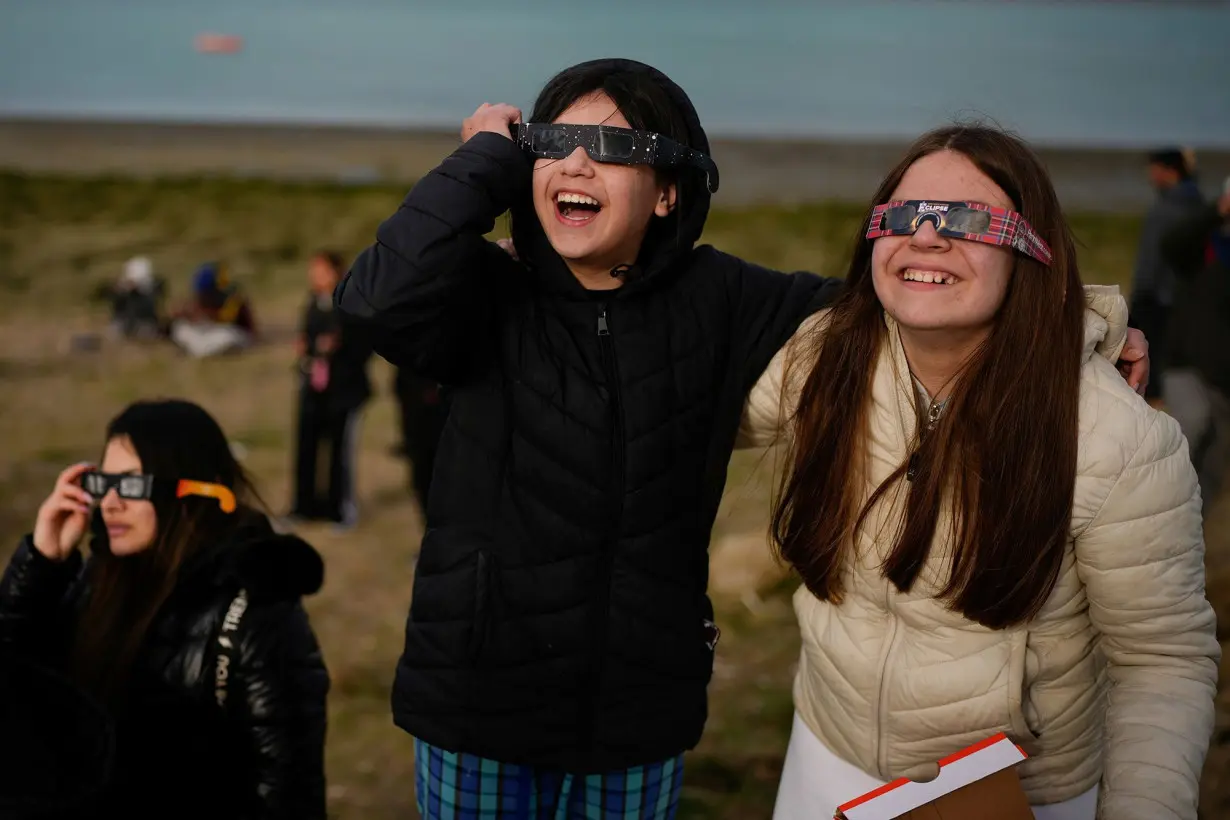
[71,399,263,703]
[771,125,1085,629]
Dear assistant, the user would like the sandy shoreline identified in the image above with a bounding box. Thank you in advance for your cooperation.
[3,118,1229,210]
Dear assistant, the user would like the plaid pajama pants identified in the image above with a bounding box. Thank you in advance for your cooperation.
[414,738,685,819]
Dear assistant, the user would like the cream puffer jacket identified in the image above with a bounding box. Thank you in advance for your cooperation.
[740,286,1219,819]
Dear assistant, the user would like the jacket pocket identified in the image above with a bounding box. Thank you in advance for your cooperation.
[466,550,493,665]
[1006,629,1040,744]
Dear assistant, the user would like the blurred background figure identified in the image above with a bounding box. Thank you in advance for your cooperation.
[105,256,165,340]
[169,261,256,357]
[290,251,372,528]
[1162,177,1230,509]
[391,368,448,516]
[1130,147,1205,406]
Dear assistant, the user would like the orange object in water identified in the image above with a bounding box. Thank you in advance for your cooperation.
[195,33,244,54]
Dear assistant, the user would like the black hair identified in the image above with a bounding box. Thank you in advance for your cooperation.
[106,399,254,522]
[1147,147,1193,180]
[527,62,698,255]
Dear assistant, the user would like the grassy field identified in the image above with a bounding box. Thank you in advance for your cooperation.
[1,171,1227,818]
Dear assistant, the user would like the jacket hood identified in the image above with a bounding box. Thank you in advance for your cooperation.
[509,58,714,298]
[1081,284,1129,364]
[198,515,324,602]
[227,525,324,601]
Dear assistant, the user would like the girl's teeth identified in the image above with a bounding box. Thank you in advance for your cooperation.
[557,192,600,206]
[903,269,954,285]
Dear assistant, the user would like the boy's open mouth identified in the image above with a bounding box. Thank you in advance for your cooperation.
[555,191,602,225]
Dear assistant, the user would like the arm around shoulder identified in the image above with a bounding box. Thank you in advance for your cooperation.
[722,255,843,391]
[736,311,831,449]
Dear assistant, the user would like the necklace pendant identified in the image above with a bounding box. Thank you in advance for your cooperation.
[906,452,919,482]
[927,401,942,432]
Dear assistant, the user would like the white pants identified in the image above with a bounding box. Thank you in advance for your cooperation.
[772,712,1098,820]
[171,321,252,358]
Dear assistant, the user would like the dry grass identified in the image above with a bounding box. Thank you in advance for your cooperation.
[1,171,1226,818]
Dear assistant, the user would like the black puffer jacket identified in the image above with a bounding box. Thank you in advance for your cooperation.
[335,58,840,772]
[0,516,329,819]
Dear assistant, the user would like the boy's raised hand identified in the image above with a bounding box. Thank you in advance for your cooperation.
[462,103,523,143]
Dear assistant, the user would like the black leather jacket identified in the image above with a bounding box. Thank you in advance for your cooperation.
[0,516,329,819]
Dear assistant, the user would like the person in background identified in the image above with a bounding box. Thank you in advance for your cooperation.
[169,261,257,358]
[0,399,329,820]
[1161,177,1230,508]
[1129,147,1204,405]
[106,256,165,340]
[391,367,448,515]
[290,251,372,528]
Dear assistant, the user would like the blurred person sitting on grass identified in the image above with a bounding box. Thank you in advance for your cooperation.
[336,57,1152,820]
[169,261,257,357]
[0,399,330,820]
[742,126,1217,820]
[1161,177,1230,508]
[289,250,373,528]
[99,255,166,340]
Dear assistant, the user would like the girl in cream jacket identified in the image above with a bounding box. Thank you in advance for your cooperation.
[743,126,1219,820]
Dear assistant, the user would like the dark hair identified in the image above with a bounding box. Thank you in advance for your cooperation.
[1147,147,1193,180]
[312,249,346,276]
[525,62,697,252]
[71,399,263,702]
[772,125,1085,630]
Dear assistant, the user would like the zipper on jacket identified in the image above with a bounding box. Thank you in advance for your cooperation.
[873,579,901,778]
[577,305,626,756]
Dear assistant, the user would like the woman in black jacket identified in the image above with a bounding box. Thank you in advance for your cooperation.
[0,399,329,820]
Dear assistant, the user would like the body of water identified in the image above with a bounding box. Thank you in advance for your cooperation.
[0,0,1227,148]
